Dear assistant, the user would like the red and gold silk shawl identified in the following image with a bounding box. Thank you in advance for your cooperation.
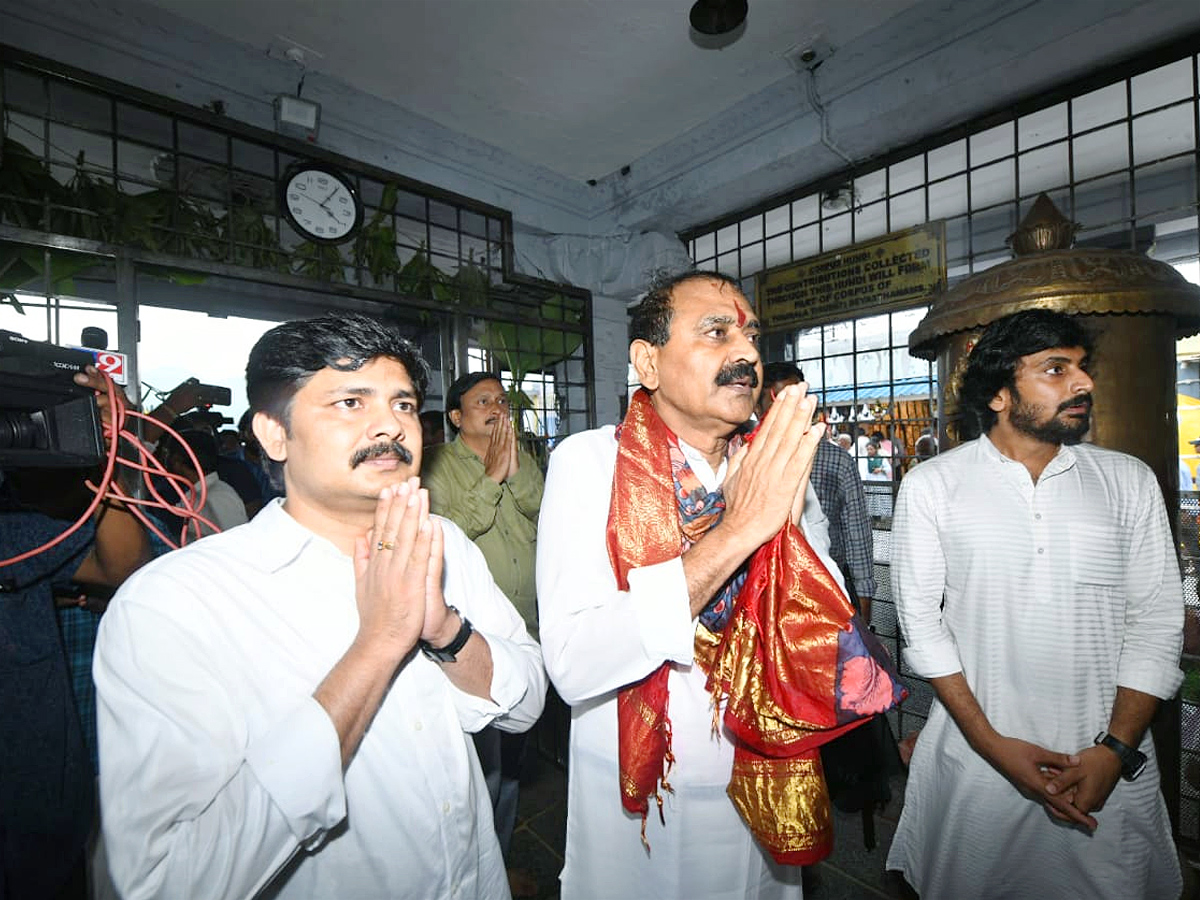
[606,388,905,865]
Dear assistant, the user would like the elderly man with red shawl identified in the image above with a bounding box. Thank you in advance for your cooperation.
[537,272,902,900]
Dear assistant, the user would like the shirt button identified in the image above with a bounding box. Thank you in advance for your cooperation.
[414,720,423,731]
[1037,548,1044,554]
[1035,513,1042,520]
[443,801,451,815]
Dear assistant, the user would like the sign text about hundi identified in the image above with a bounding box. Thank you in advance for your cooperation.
[756,222,946,330]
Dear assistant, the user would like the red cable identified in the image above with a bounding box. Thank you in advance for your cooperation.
[1,372,226,567]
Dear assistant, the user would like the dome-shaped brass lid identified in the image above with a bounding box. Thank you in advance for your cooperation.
[909,195,1200,359]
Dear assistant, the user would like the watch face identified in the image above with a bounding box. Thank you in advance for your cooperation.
[281,165,363,243]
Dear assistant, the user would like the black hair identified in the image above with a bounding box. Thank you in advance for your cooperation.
[628,270,744,347]
[762,361,802,385]
[958,309,1093,435]
[445,371,504,413]
[160,428,219,474]
[246,312,430,430]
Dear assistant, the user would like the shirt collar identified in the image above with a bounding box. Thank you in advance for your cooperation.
[978,432,1078,478]
[237,498,341,573]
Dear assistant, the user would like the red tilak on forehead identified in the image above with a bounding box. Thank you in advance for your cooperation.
[735,303,747,327]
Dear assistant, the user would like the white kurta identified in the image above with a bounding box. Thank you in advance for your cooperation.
[886,436,1183,899]
[537,426,844,900]
[94,500,546,900]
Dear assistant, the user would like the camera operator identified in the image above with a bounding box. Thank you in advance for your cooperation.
[156,427,249,537]
[0,366,149,900]
[143,381,266,520]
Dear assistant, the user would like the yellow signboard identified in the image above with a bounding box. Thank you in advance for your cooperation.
[756,222,946,331]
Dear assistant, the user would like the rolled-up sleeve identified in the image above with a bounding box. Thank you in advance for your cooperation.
[439,520,547,733]
[1117,467,1184,699]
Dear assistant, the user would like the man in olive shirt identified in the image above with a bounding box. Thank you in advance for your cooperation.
[422,371,544,892]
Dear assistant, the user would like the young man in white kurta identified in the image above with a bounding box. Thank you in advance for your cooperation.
[537,272,836,900]
[94,314,545,900]
[886,310,1183,899]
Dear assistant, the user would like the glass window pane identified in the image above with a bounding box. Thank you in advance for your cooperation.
[740,241,764,274]
[889,189,925,230]
[1074,171,1132,235]
[1131,59,1193,114]
[1019,140,1070,197]
[1132,104,1195,163]
[794,223,819,259]
[716,223,739,255]
[1072,122,1130,182]
[855,313,891,352]
[1019,103,1068,150]
[764,204,790,238]
[764,233,791,269]
[1072,81,1127,133]
[855,168,888,205]
[3,67,48,117]
[740,214,763,245]
[1135,158,1196,223]
[928,139,967,180]
[795,325,823,360]
[854,201,888,242]
[177,121,227,164]
[717,250,739,277]
[822,211,852,251]
[823,322,853,355]
[970,159,1015,211]
[117,103,173,150]
[49,81,111,134]
[889,155,924,194]
[792,195,820,227]
[929,174,967,221]
[970,122,1013,166]
[692,231,716,263]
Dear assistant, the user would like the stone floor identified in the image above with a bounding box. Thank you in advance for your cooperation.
[507,751,1200,900]
[507,753,915,900]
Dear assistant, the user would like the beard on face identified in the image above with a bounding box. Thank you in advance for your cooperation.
[1009,389,1092,445]
[350,440,414,468]
[715,361,760,388]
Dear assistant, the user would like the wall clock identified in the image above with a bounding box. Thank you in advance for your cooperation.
[279,162,364,244]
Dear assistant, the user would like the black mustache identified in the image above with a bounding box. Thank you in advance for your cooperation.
[351,441,413,468]
[715,362,759,388]
[1057,393,1093,414]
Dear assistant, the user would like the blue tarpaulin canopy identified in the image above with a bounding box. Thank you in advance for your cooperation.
[817,377,934,404]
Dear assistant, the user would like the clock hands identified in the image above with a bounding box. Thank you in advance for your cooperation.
[315,185,347,224]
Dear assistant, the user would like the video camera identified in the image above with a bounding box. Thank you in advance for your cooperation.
[0,330,104,467]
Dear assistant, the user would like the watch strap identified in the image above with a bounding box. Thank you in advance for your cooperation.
[1094,731,1147,781]
[419,606,473,663]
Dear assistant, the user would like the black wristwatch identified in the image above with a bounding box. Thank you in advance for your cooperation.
[1094,731,1147,781]
[419,606,473,663]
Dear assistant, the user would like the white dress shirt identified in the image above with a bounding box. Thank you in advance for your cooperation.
[886,435,1183,899]
[95,499,545,900]
[185,471,248,536]
[537,426,844,900]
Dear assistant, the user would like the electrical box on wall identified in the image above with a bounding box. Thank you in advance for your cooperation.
[274,95,321,142]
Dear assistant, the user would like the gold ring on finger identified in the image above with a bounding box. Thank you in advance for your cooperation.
[377,540,396,551]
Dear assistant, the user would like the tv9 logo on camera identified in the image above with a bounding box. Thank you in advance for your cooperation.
[77,348,128,385]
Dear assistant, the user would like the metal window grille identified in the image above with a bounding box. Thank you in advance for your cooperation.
[683,37,1200,843]
[0,44,594,446]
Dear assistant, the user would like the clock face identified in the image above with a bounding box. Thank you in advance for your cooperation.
[281,164,363,243]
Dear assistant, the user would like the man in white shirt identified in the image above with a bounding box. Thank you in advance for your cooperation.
[94,312,546,900]
[886,309,1183,898]
[538,272,855,900]
[157,427,249,536]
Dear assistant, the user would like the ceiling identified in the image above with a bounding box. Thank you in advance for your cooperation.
[139,0,926,182]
